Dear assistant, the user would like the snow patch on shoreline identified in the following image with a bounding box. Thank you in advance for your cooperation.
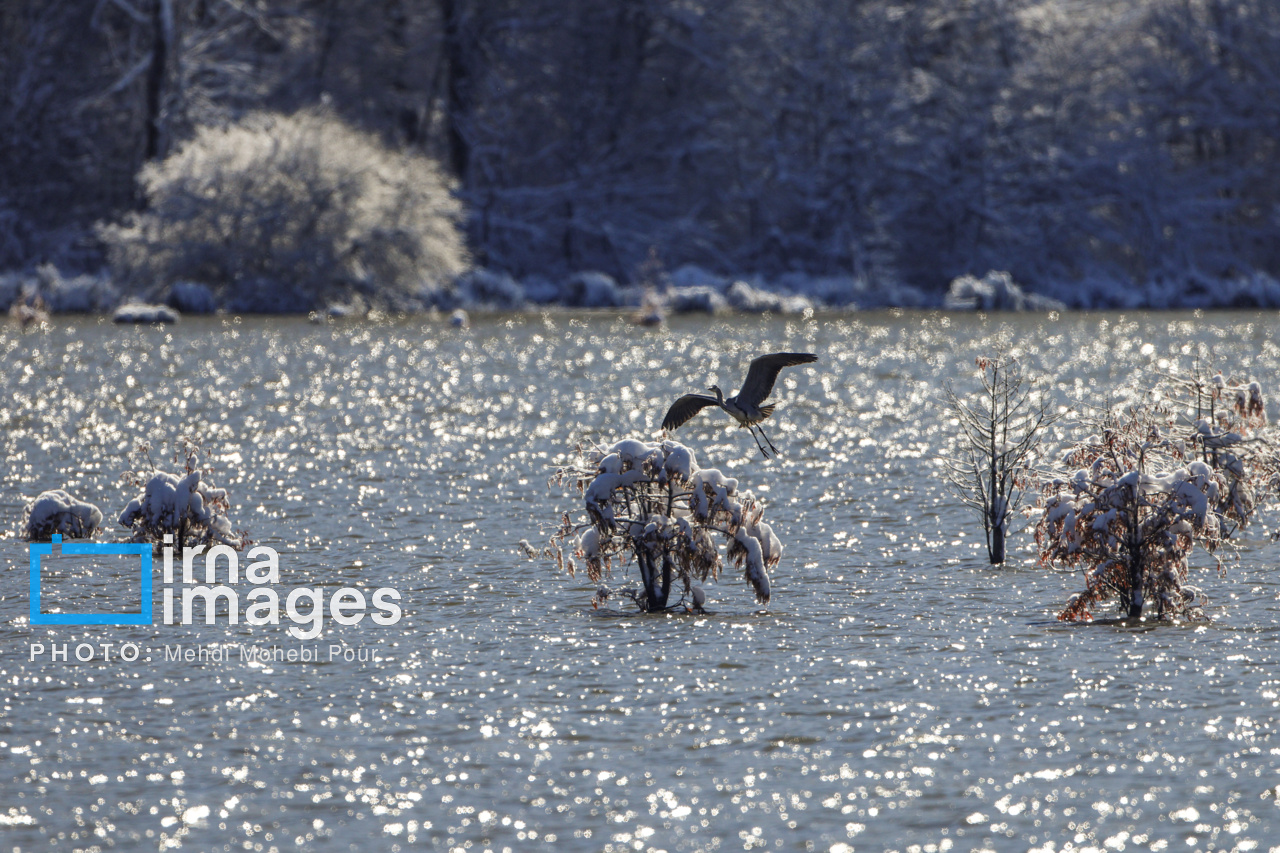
[6,261,1280,316]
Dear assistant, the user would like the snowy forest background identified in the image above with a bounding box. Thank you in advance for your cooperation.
[3,0,1280,311]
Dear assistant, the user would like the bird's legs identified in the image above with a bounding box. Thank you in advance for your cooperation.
[747,425,772,459]
[755,423,782,456]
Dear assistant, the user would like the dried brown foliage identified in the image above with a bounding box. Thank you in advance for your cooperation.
[1039,370,1278,621]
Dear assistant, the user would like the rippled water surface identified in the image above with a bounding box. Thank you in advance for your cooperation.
[3,310,1280,852]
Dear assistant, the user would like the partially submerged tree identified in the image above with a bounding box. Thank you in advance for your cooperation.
[1037,373,1277,621]
[945,354,1057,564]
[118,440,247,551]
[548,437,777,612]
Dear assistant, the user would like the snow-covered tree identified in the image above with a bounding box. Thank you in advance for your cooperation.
[548,437,777,612]
[98,107,468,311]
[946,354,1056,564]
[1037,374,1277,621]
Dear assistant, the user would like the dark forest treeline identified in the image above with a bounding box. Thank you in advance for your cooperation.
[2,0,1279,298]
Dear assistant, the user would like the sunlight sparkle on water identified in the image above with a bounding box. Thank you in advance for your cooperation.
[2,311,1280,850]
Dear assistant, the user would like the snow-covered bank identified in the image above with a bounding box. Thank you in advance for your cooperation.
[6,262,1280,317]
[434,264,1280,314]
[945,271,1066,312]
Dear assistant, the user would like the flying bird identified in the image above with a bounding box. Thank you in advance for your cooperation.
[662,352,818,458]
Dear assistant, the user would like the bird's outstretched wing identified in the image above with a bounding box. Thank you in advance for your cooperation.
[736,352,818,407]
[662,394,721,430]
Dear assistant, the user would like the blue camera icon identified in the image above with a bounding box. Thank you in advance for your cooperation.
[29,535,153,625]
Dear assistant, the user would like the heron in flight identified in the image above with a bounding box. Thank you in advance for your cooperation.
[662,352,818,458]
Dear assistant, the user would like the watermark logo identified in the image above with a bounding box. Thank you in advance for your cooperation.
[26,535,402,643]
[29,534,153,625]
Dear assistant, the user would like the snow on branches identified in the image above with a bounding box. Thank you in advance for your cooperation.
[1038,372,1278,622]
[23,489,103,541]
[549,437,778,612]
[945,353,1057,564]
[118,440,247,550]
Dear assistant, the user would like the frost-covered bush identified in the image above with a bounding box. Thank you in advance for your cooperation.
[118,442,245,550]
[666,286,728,314]
[945,271,1065,312]
[1037,375,1277,621]
[30,263,120,314]
[548,438,778,612]
[453,269,525,310]
[725,280,813,314]
[24,490,103,541]
[99,107,469,312]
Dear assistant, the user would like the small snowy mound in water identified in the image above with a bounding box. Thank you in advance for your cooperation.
[945,270,1065,312]
[119,469,235,545]
[24,490,103,540]
[113,303,179,324]
[552,436,778,610]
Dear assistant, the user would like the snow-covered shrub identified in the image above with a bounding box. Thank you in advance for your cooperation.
[454,269,525,309]
[547,438,778,612]
[118,442,245,550]
[666,286,728,314]
[31,263,120,313]
[24,490,103,541]
[1127,270,1280,310]
[1037,375,1277,621]
[98,107,469,312]
[669,265,729,292]
[945,271,1065,312]
[725,280,813,314]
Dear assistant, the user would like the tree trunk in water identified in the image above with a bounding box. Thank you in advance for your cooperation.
[987,472,1005,565]
[990,520,1006,565]
[1127,553,1144,617]
[635,548,668,611]
[659,553,673,609]
[1126,489,1144,618]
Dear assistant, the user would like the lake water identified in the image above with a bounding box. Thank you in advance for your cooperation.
[3,310,1280,852]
